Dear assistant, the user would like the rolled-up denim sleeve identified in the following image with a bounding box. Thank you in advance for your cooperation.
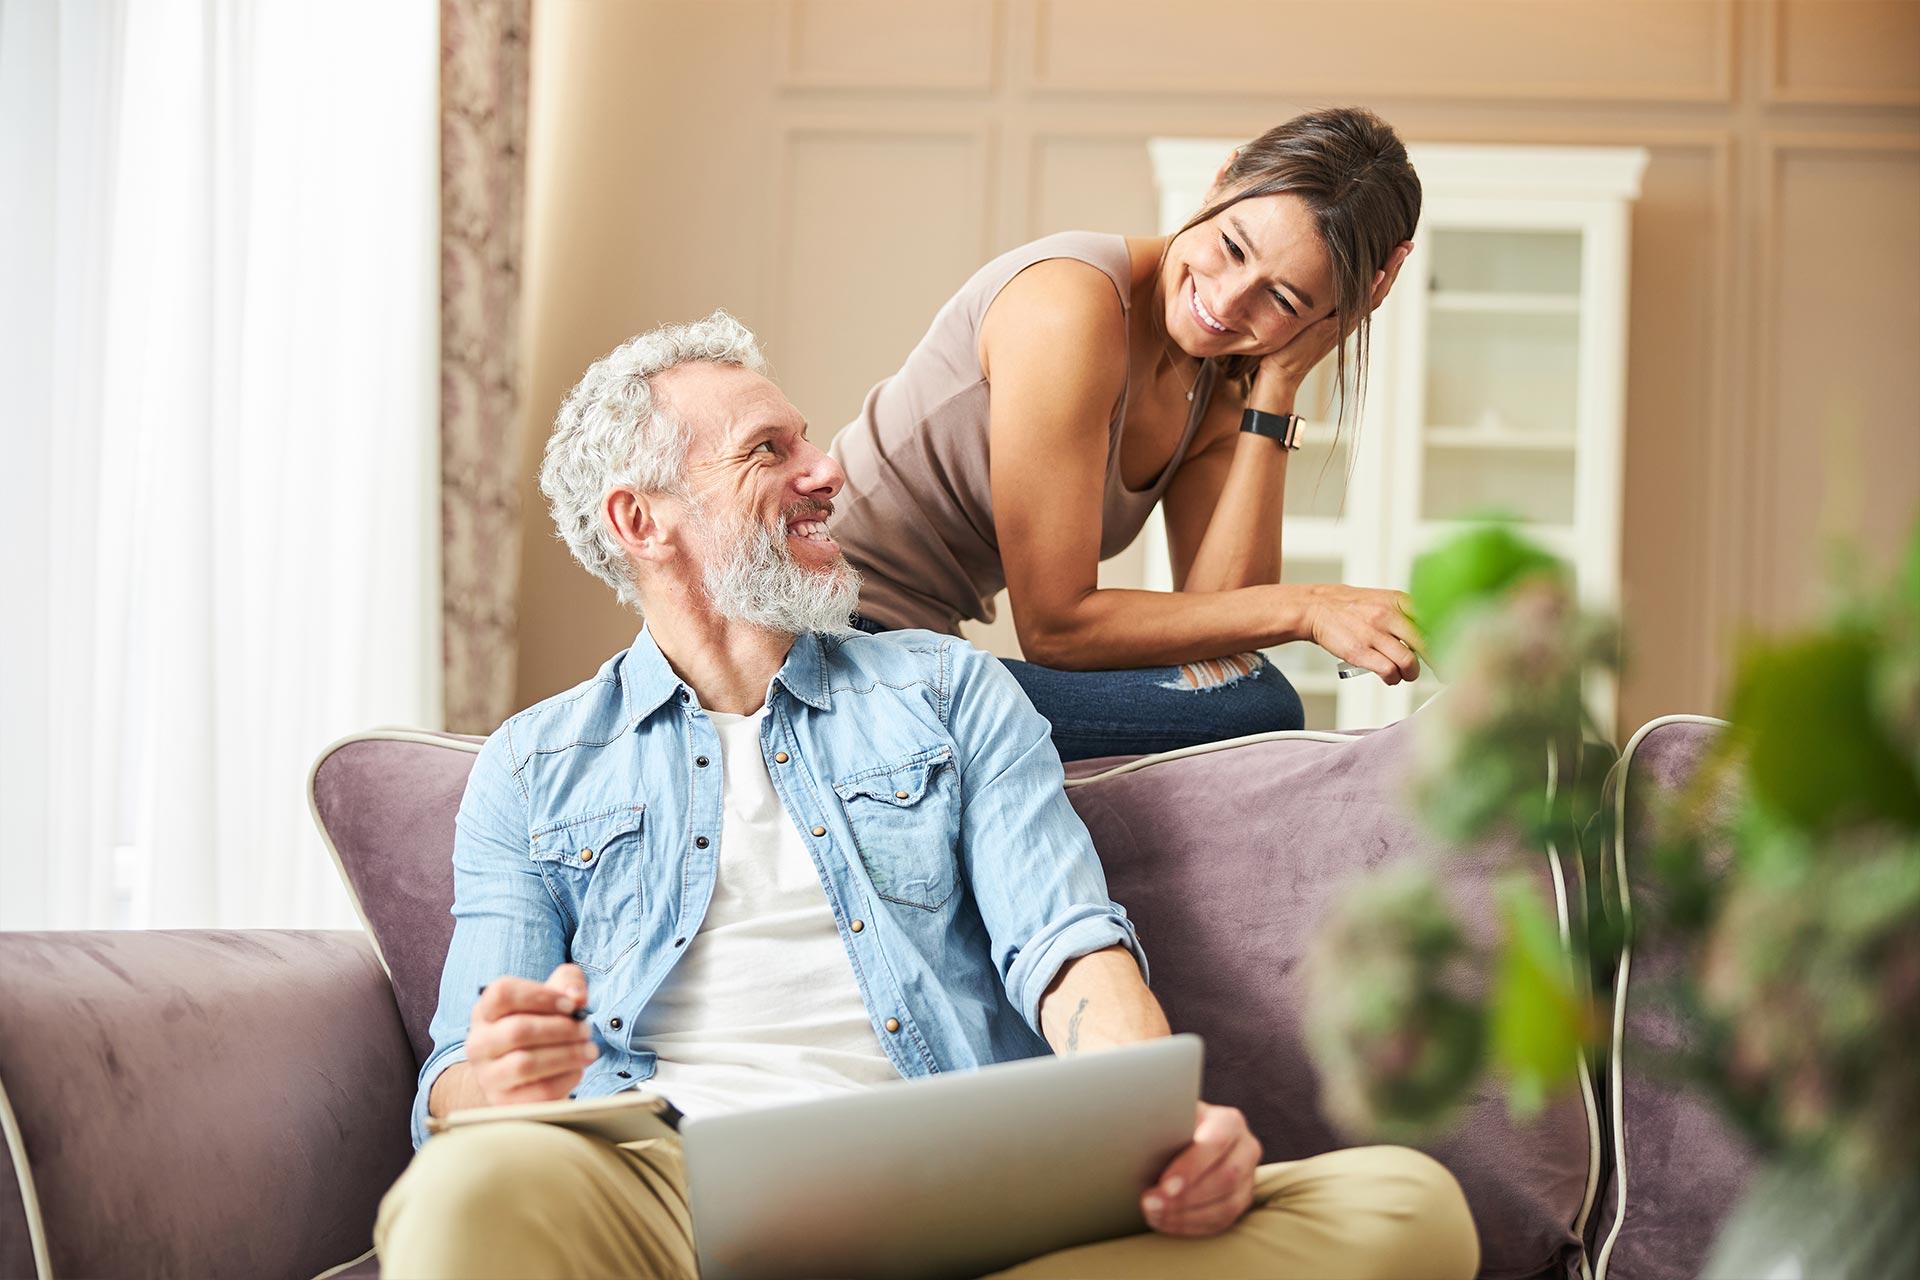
[410,731,569,1147]
[945,643,1149,1033]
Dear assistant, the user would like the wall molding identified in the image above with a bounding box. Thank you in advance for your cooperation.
[1748,131,1920,624]
[1025,0,1737,106]
[765,116,998,417]
[1761,0,1920,109]
[776,0,1001,92]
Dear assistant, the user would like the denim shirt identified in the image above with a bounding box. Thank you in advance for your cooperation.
[412,626,1147,1146]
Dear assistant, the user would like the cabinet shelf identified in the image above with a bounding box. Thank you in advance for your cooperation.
[1424,426,1578,452]
[1429,290,1580,316]
[1281,670,1343,696]
[1414,519,1578,561]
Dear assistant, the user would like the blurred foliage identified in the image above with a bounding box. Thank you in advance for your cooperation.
[1489,878,1591,1117]
[1406,521,1566,673]
[1304,516,1920,1187]
[1303,865,1485,1139]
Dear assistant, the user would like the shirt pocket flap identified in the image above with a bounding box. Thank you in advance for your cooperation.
[529,805,645,869]
[833,746,954,807]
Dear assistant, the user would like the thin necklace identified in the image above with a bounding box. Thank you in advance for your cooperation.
[1162,340,1203,402]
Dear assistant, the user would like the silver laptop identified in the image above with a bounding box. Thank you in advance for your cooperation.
[682,1035,1204,1280]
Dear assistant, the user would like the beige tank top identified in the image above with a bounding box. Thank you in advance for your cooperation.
[829,230,1219,633]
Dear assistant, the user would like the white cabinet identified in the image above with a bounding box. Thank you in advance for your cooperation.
[1146,141,1647,733]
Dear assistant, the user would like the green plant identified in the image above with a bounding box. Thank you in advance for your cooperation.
[1303,516,1920,1188]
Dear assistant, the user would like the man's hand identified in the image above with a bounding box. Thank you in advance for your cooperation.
[466,963,598,1106]
[1141,1102,1261,1237]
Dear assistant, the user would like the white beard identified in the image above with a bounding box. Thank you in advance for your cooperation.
[691,500,862,635]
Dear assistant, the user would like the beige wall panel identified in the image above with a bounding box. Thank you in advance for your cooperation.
[1760,142,1920,626]
[509,1,1920,734]
[1615,145,1725,724]
[1030,1,1733,102]
[781,0,998,89]
[1768,0,1920,106]
[515,0,780,707]
[773,126,992,441]
[1029,134,1159,237]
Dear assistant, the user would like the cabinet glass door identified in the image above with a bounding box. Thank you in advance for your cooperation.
[1419,228,1584,528]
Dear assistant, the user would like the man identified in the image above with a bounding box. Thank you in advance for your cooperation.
[376,311,1478,1278]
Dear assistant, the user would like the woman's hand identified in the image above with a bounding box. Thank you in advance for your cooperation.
[1301,582,1423,684]
[1256,240,1413,391]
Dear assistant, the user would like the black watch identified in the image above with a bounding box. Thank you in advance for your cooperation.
[1240,408,1303,450]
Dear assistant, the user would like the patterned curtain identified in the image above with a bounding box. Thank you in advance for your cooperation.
[440,0,531,734]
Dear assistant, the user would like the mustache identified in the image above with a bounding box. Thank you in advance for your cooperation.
[782,499,833,522]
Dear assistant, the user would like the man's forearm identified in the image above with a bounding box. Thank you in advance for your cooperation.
[426,1060,489,1118]
[1038,944,1170,1055]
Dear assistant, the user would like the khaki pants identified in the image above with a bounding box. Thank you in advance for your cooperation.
[376,1121,1479,1279]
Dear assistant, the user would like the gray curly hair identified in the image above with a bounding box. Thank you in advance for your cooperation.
[539,309,769,607]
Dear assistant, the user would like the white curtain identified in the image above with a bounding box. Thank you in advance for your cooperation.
[0,0,442,930]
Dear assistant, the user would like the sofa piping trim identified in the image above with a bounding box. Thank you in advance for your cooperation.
[1548,747,1602,1280]
[310,1244,376,1280]
[1592,714,1729,1280]
[0,1069,53,1280]
[1067,726,1604,1277]
[305,728,484,980]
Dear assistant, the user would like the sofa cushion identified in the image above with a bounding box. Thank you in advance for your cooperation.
[0,929,412,1280]
[311,716,1596,1279]
[1064,721,1595,1280]
[1588,716,1759,1280]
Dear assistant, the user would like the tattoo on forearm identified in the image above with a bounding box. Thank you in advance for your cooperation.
[1066,998,1089,1054]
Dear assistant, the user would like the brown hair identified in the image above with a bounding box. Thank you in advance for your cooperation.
[1164,107,1421,427]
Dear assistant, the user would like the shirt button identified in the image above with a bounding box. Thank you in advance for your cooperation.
[894,789,909,800]
[695,836,710,849]
[696,756,710,768]
[609,1016,623,1030]
[617,1070,632,1079]
[884,1018,901,1034]
[774,752,790,764]
[850,919,865,933]
[811,825,826,838]
[579,848,594,863]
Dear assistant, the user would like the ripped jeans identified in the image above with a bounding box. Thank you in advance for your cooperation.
[850,618,1305,763]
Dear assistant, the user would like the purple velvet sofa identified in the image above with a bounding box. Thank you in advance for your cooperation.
[0,714,1751,1279]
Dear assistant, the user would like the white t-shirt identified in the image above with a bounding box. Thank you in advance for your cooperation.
[632,707,899,1119]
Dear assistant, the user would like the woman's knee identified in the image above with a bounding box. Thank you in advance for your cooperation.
[1160,652,1304,734]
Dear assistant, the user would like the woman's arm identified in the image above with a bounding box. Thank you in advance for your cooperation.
[982,263,1416,677]
[1160,372,1299,594]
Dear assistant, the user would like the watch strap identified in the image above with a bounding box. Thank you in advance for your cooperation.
[1240,408,1303,450]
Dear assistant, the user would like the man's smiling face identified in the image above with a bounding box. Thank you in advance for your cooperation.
[654,360,861,632]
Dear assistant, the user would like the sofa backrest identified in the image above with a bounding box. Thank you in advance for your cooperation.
[310,714,1598,1279]
[308,728,483,1065]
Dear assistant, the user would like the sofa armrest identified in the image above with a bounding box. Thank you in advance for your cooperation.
[0,930,415,1280]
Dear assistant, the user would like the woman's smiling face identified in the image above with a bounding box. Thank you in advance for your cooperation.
[1161,191,1338,360]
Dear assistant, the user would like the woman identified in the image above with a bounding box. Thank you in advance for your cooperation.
[829,108,1425,760]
